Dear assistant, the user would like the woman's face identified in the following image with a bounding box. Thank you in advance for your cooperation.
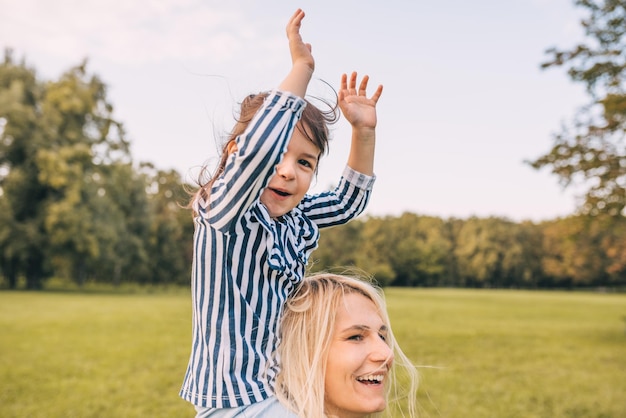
[324,292,394,418]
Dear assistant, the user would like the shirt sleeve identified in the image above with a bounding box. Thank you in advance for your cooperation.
[195,90,306,231]
[299,165,376,229]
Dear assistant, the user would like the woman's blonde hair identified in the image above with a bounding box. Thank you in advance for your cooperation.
[275,273,419,418]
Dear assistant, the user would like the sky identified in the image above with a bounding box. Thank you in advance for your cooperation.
[1,0,590,222]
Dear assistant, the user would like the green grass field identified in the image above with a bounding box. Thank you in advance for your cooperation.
[1,287,624,417]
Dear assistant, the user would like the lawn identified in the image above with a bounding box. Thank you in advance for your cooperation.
[1,287,624,417]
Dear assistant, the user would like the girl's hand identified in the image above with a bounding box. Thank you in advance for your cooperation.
[338,72,383,130]
[286,9,314,72]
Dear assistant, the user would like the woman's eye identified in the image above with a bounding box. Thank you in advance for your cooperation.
[379,333,387,342]
[348,334,364,341]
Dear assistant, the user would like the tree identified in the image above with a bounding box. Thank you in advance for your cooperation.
[0,51,51,288]
[310,219,365,271]
[453,217,536,288]
[0,51,132,288]
[539,215,626,286]
[142,164,193,285]
[598,215,626,283]
[530,0,626,217]
[84,161,152,285]
[357,213,451,287]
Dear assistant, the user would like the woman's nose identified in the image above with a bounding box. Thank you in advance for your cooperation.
[370,337,394,366]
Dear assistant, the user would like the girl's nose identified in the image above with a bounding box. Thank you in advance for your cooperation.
[276,160,295,180]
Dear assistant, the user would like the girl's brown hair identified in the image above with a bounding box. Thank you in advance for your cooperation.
[190,91,338,209]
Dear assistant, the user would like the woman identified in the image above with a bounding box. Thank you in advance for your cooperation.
[273,273,419,418]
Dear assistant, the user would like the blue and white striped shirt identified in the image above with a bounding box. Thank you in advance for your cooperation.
[180,90,375,408]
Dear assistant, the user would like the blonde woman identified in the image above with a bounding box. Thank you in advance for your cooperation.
[273,273,419,418]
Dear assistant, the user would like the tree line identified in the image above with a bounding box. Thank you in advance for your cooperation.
[0,55,624,289]
[1,0,625,289]
[310,213,626,288]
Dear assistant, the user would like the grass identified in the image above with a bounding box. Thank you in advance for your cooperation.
[0,289,195,418]
[386,288,626,418]
[1,287,624,417]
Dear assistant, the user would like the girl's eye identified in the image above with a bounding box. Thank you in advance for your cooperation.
[348,334,364,341]
[298,159,313,168]
[379,333,387,342]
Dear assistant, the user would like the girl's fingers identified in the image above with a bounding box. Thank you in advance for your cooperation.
[340,73,348,90]
[290,9,304,25]
[349,72,357,92]
[358,75,369,96]
[370,84,383,104]
[341,72,381,103]
[287,9,304,36]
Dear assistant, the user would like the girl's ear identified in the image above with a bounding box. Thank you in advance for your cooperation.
[227,141,238,155]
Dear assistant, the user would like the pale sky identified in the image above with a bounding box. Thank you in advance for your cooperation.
[1,0,589,221]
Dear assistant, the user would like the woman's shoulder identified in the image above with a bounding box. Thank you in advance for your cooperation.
[244,396,299,418]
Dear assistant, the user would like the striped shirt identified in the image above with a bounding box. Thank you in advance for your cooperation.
[179,90,375,408]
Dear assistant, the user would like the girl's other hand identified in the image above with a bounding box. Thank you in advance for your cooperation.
[339,72,383,130]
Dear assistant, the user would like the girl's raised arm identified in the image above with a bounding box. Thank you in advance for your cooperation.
[278,8,314,98]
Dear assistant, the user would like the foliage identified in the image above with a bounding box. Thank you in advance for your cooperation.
[0,51,192,289]
[2,49,626,290]
[312,213,626,288]
[540,214,626,285]
[530,0,626,216]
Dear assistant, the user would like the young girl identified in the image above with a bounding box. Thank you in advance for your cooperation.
[180,9,383,415]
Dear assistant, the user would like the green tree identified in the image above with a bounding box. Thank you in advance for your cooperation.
[311,216,398,287]
[539,215,626,286]
[531,0,626,216]
[441,218,465,286]
[453,217,535,288]
[0,51,50,288]
[310,219,365,272]
[0,51,132,288]
[88,162,152,285]
[142,165,193,285]
[357,216,397,286]
[599,216,626,283]
[38,61,132,286]
[358,213,451,287]
[514,221,545,288]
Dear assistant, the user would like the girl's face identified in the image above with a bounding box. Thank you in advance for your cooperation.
[324,293,393,418]
[260,123,320,218]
